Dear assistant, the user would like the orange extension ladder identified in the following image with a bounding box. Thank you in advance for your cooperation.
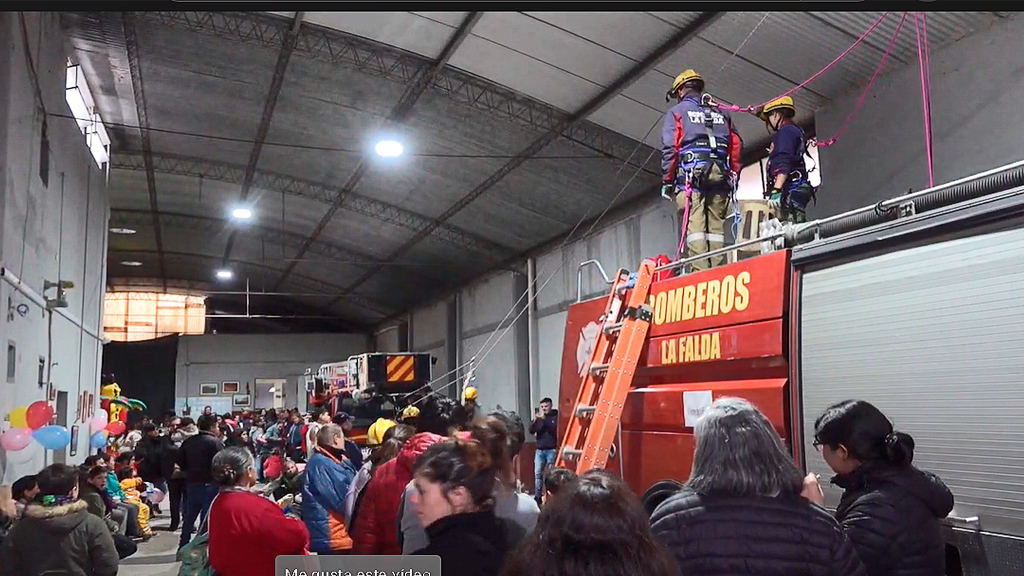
[555,259,656,474]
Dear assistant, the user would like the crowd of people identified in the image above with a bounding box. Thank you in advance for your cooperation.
[0,395,953,576]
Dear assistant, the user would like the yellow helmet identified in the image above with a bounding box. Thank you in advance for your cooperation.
[463,385,478,402]
[668,69,703,100]
[367,418,397,446]
[757,96,796,121]
[400,405,420,421]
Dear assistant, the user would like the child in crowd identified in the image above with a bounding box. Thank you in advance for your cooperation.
[11,475,39,520]
[117,467,153,539]
[542,467,577,507]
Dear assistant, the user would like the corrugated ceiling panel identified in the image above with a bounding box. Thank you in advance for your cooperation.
[523,12,682,61]
[411,12,472,28]
[815,12,999,65]
[586,95,664,146]
[647,12,710,30]
[705,12,892,101]
[447,34,598,112]
[302,12,459,59]
[470,12,637,88]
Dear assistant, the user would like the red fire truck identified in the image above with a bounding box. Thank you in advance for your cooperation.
[556,161,1024,575]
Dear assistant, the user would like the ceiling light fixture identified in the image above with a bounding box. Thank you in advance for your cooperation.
[374,140,403,158]
[120,261,143,267]
[109,227,136,235]
[216,269,233,280]
[231,208,252,220]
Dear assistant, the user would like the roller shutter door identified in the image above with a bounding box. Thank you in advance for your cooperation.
[800,227,1024,537]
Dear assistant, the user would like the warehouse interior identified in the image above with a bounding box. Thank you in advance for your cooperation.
[0,11,1022,571]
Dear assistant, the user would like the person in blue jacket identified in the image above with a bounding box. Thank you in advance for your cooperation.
[301,423,357,555]
[661,69,743,272]
[757,96,816,223]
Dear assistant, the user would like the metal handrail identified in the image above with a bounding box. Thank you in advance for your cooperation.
[652,231,791,272]
[577,259,613,302]
[652,158,1024,274]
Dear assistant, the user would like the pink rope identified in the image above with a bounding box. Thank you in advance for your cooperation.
[676,182,692,260]
[718,11,892,113]
[816,13,908,148]
[914,12,935,187]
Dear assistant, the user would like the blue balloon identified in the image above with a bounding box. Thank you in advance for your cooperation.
[32,425,71,450]
[90,431,107,449]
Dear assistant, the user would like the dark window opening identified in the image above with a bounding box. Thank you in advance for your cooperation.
[7,342,16,382]
[39,119,49,188]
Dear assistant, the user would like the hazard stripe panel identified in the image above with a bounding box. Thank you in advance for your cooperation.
[386,355,416,382]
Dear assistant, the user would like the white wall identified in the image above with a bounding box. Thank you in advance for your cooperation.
[458,271,526,413]
[175,333,367,414]
[0,13,110,483]
[815,14,1023,217]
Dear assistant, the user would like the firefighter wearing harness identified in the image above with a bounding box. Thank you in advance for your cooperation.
[660,70,743,272]
[757,96,816,223]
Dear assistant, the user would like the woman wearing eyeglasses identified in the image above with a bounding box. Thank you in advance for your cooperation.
[811,400,954,576]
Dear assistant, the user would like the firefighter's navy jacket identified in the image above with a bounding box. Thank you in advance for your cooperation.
[661,93,743,186]
[767,122,808,185]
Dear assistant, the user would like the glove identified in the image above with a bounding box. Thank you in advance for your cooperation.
[766,188,783,209]
[660,183,675,200]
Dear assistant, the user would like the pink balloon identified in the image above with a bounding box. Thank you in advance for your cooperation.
[0,427,33,451]
[90,415,108,433]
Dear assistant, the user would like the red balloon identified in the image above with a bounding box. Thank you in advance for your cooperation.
[106,421,126,436]
[25,401,55,430]
[119,409,128,423]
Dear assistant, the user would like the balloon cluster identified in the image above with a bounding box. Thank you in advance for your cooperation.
[2,401,67,455]
[1,401,126,456]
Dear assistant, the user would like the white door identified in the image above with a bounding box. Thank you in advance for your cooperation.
[254,379,286,410]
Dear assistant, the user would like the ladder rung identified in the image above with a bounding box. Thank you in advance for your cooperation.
[575,405,596,417]
[589,363,609,375]
[603,322,623,334]
[561,448,582,459]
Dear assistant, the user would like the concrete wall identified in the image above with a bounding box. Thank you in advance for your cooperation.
[0,13,110,483]
[815,14,1024,217]
[175,333,367,414]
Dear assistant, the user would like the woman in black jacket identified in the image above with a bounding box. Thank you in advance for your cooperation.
[502,470,678,576]
[812,400,954,576]
[650,397,867,576]
[410,423,525,576]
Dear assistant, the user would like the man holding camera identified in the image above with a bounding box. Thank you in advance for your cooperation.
[529,398,559,505]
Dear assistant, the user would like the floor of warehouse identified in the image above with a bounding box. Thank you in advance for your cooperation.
[119,515,180,576]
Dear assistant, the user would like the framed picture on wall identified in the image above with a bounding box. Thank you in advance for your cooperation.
[69,426,80,457]
[232,394,251,408]
[199,383,218,396]
[221,381,240,394]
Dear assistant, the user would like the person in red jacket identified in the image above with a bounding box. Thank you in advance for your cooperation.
[207,447,309,576]
[350,394,458,555]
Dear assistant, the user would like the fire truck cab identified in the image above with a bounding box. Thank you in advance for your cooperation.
[305,352,435,444]
[557,162,1024,575]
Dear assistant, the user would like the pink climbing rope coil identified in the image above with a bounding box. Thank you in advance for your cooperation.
[815,12,909,148]
[717,11,892,114]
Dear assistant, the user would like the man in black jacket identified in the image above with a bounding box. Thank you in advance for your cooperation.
[529,398,559,504]
[176,414,224,550]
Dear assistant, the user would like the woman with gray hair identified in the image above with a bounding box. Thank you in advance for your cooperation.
[206,447,310,576]
[650,397,868,576]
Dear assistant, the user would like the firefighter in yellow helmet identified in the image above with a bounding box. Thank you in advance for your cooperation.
[399,404,420,425]
[755,96,816,223]
[462,385,479,424]
[366,417,397,446]
[661,69,743,272]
